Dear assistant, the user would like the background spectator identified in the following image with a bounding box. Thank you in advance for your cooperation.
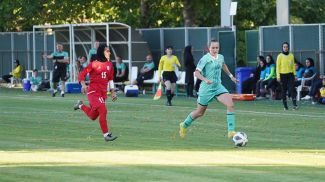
[241,56,264,94]
[88,41,99,62]
[319,78,325,104]
[255,57,267,98]
[184,45,196,97]
[2,59,23,87]
[157,46,181,106]
[133,54,155,88]
[276,42,298,110]
[114,56,128,82]
[260,55,277,98]
[43,43,69,97]
[30,69,42,92]
[294,60,305,87]
[75,55,87,81]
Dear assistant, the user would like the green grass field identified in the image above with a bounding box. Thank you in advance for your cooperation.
[0,87,325,182]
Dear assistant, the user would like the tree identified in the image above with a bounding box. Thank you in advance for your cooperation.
[140,0,150,27]
[183,0,195,27]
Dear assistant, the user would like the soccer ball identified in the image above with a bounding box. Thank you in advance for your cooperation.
[232,132,248,147]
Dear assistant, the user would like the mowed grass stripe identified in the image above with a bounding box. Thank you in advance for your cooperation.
[1,150,325,167]
[1,95,324,119]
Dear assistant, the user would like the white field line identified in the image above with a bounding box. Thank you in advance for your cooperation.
[0,95,324,119]
[0,150,325,167]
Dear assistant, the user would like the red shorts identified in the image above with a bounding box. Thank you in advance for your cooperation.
[87,90,107,109]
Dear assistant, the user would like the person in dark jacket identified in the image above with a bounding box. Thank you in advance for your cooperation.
[241,56,264,94]
[184,45,196,97]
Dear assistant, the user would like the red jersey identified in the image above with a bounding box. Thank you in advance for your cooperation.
[78,60,114,98]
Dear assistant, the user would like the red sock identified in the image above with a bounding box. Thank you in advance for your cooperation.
[81,104,99,121]
[97,105,109,134]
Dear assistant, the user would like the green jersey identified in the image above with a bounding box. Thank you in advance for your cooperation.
[196,53,225,94]
[50,51,69,69]
[143,62,155,70]
[30,76,42,85]
[196,53,228,105]
[88,48,97,62]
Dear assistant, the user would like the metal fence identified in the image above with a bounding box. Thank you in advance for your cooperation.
[259,24,325,75]
[137,27,237,91]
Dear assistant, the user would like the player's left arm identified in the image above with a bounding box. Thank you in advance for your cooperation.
[175,56,181,67]
[222,64,238,83]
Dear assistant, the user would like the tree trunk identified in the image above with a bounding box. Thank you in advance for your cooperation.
[183,0,195,27]
[140,0,150,28]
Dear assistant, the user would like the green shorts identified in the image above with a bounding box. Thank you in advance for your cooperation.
[197,84,229,106]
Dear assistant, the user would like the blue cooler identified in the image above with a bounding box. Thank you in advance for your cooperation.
[124,85,139,97]
[23,79,31,92]
[236,67,254,94]
[65,82,82,93]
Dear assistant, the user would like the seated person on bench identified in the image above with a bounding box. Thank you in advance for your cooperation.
[133,54,155,87]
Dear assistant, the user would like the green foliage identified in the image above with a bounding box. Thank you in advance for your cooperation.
[0,0,325,64]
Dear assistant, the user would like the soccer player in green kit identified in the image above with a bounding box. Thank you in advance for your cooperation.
[179,40,238,139]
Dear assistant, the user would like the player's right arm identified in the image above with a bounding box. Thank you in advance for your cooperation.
[276,54,281,82]
[78,62,92,93]
[194,70,212,84]
[195,57,212,84]
[43,52,54,60]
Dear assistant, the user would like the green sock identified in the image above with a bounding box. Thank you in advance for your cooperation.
[227,112,235,132]
[183,113,194,128]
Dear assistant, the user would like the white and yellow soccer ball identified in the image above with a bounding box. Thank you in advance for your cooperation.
[232,132,248,147]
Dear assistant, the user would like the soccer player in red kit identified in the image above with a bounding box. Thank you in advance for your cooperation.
[74,44,118,142]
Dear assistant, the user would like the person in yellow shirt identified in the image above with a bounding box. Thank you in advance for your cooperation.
[2,59,23,86]
[276,42,298,110]
[157,46,181,106]
[318,78,325,104]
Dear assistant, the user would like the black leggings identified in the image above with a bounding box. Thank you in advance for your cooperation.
[280,73,296,100]
[2,75,13,83]
[280,73,297,108]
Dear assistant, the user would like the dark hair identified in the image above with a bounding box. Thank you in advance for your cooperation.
[165,46,173,50]
[282,42,289,47]
[184,45,194,67]
[14,59,20,66]
[258,55,266,70]
[266,55,275,66]
[80,55,87,60]
[33,69,38,72]
[306,58,315,68]
[294,60,304,70]
[96,44,109,62]
[282,42,290,55]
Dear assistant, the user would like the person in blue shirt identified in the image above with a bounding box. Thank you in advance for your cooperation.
[303,58,316,85]
[43,43,69,97]
[133,54,155,87]
[295,61,305,80]
[301,58,320,102]
[294,61,305,87]
[259,55,277,98]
